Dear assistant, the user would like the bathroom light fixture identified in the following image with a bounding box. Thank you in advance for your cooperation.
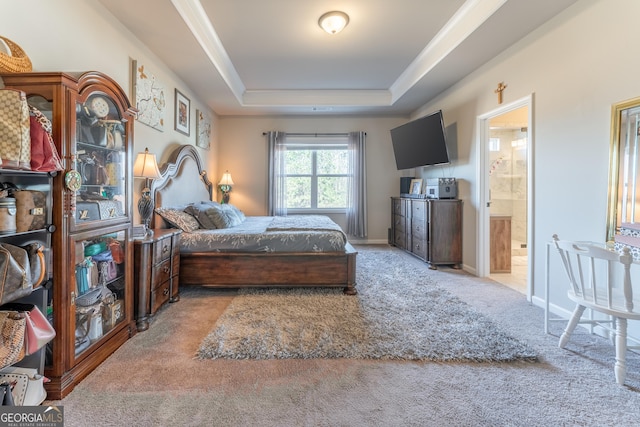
[318,11,349,34]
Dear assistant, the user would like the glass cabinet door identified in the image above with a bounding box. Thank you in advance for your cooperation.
[71,92,128,231]
[72,228,127,358]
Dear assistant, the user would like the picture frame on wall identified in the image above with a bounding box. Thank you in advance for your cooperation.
[410,178,423,195]
[131,59,166,132]
[196,109,211,150]
[174,88,190,136]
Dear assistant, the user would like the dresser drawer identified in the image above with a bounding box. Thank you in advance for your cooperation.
[393,214,406,232]
[411,219,427,240]
[393,230,406,248]
[411,200,426,220]
[153,236,172,263]
[412,238,427,260]
[393,198,406,216]
[150,279,171,315]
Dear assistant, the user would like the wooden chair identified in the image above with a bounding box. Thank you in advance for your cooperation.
[552,234,640,385]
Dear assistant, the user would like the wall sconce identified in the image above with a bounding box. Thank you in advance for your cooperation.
[218,171,234,204]
[133,147,161,235]
[318,11,349,34]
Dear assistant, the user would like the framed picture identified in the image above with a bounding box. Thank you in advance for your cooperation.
[410,179,423,195]
[174,88,190,136]
[131,59,165,131]
[196,109,211,150]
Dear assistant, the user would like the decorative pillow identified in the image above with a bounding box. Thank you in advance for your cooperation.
[154,208,200,232]
[204,204,243,229]
[227,203,246,222]
[184,201,220,229]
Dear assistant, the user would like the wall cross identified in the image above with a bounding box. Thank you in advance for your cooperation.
[494,82,507,104]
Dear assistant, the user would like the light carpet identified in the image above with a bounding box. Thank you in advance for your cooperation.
[197,247,537,362]
[49,245,640,427]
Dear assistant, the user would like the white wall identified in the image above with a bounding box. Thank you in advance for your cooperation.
[219,115,407,242]
[411,0,640,335]
[0,0,219,224]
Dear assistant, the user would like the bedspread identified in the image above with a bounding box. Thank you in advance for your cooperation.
[180,215,348,253]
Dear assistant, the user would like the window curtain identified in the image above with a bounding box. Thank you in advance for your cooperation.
[346,131,367,237]
[266,131,287,216]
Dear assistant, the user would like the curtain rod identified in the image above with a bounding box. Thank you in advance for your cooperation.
[261,132,366,136]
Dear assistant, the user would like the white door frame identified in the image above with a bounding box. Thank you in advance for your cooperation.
[476,94,534,300]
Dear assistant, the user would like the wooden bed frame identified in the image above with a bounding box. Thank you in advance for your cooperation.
[149,145,357,295]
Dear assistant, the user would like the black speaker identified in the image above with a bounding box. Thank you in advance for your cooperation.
[400,177,414,194]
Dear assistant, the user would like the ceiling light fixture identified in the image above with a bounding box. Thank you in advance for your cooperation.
[318,11,349,34]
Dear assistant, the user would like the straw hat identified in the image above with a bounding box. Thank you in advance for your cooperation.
[0,35,32,73]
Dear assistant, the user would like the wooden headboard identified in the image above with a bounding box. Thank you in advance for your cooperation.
[149,145,213,228]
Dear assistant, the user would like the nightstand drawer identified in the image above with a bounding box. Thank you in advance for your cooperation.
[153,237,172,263]
[152,258,172,287]
[150,280,171,315]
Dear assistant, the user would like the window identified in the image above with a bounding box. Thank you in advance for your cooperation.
[267,131,367,238]
[284,137,349,211]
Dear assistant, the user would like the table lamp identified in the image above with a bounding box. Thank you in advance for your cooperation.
[218,171,234,204]
[133,148,161,235]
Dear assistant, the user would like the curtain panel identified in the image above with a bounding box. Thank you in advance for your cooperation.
[347,131,367,237]
[266,131,287,216]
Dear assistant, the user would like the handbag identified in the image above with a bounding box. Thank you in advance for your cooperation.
[0,196,17,234]
[108,239,124,264]
[98,261,118,285]
[0,311,25,369]
[0,89,31,170]
[0,243,31,304]
[11,189,47,232]
[1,382,14,406]
[0,303,55,356]
[21,243,46,289]
[28,105,63,172]
[0,366,47,406]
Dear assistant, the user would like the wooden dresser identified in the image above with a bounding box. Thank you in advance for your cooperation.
[391,197,462,269]
[133,229,181,331]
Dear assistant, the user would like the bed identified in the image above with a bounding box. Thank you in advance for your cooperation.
[149,145,357,295]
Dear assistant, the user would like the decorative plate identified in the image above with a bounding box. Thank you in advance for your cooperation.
[65,170,82,191]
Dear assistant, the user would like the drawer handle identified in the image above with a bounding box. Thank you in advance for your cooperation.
[163,265,170,274]
[163,287,169,296]
[162,245,169,253]
[416,226,421,231]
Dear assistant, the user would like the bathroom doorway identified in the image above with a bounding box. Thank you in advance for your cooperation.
[478,96,532,298]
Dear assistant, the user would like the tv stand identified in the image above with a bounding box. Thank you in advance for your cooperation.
[390,197,462,269]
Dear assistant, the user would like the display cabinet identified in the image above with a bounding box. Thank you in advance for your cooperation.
[0,72,136,399]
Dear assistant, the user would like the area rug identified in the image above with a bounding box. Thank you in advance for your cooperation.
[197,247,538,362]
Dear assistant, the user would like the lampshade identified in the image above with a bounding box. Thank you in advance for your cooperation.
[133,148,161,179]
[318,11,349,34]
[218,171,234,186]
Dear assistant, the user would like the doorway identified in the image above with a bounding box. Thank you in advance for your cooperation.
[478,96,533,298]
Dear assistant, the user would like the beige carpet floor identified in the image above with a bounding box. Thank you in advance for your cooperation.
[47,245,640,426]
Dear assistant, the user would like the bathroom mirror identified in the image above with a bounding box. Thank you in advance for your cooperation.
[606,96,640,241]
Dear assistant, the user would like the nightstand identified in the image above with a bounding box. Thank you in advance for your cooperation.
[133,229,181,331]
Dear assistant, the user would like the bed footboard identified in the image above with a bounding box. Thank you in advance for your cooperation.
[179,243,357,295]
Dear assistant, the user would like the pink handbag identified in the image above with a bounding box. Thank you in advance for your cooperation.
[23,305,55,355]
[1,303,55,356]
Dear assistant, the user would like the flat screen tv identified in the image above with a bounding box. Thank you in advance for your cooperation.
[390,110,449,170]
